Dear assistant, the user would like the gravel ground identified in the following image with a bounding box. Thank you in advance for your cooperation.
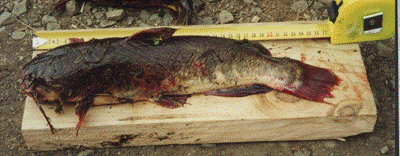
[0,0,396,155]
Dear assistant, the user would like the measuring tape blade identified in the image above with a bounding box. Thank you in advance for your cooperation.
[32,0,395,50]
[33,21,330,50]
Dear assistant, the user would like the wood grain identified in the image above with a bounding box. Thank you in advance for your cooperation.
[22,38,376,151]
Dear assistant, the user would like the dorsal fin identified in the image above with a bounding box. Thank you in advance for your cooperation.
[126,27,178,45]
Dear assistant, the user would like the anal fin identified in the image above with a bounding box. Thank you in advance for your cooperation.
[153,94,192,108]
[207,84,273,97]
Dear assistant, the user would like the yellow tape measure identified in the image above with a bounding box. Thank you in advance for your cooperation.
[33,0,395,50]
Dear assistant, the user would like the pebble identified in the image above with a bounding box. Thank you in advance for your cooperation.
[11,0,28,17]
[100,20,116,28]
[303,13,312,20]
[0,12,15,26]
[319,0,333,5]
[291,0,309,13]
[293,148,312,156]
[243,0,254,4]
[313,2,325,10]
[201,143,216,148]
[86,19,93,26]
[83,2,92,13]
[47,23,61,30]
[5,2,14,11]
[77,149,95,156]
[322,9,329,17]
[386,139,395,148]
[149,14,161,21]
[163,13,173,26]
[94,11,105,19]
[250,7,263,14]
[42,15,57,24]
[377,42,394,57]
[197,10,206,16]
[32,22,41,27]
[323,141,337,149]
[0,26,5,33]
[126,16,135,25]
[384,79,395,91]
[106,9,125,21]
[219,10,234,24]
[197,17,213,25]
[11,31,25,40]
[251,16,260,23]
[65,0,79,16]
[380,146,389,154]
[137,21,150,27]
[139,10,151,20]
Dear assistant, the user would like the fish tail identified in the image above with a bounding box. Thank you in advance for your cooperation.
[282,61,341,103]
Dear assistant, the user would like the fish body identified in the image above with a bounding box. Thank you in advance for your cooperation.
[21,28,340,134]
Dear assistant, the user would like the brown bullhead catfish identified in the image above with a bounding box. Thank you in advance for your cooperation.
[21,27,340,135]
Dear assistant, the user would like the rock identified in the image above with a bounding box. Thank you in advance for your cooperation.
[304,14,310,20]
[77,149,95,156]
[386,139,395,148]
[0,12,15,26]
[251,16,260,23]
[107,6,114,12]
[0,26,5,33]
[32,22,41,27]
[197,10,206,16]
[323,141,337,149]
[42,15,57,24]
[250,7,262,14]
[11,31,26,40]
[201,143,216,148]
[5,2,15,11]
[197,17,213,25]
[319,0,333,5]
[293,148,312,156]
[100,20,116,28]
[243,0,254,4]
[149,14,161,21]
[163,13,173,26]
[86,19,93,26]
[384,79,395,91]
[12,0,28,17]
[380,146,389,154]
[106,9,125,21]
[322,9,328,17]
[138,21,150,27]
[291,0,309,13]
[313,2,325,10]
[377,42,394,57]
[219,10,234,24]
[47,23,61,30]
[94,11,105,19]
[126,16,134,25]
[65,0,79,16]
[139,10,150,20]
[83,2,92,13]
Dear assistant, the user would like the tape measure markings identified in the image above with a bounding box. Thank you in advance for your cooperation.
[33,21,331,50]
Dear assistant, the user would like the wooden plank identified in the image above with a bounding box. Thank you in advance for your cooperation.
[21,39,376,151]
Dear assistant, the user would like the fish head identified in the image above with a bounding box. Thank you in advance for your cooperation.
[21,52,66,102]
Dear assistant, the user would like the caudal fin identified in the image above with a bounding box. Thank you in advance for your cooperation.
[283,61,341,103]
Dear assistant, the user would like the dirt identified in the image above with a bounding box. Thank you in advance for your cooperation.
[0,0,396,155]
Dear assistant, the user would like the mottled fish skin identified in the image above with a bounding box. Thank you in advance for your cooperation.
[23,36,305,103]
